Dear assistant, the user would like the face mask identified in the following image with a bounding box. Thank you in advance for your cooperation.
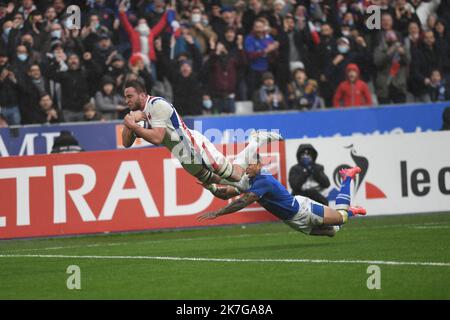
[51,30,62,39]
[342,30,351,37]
[17,53,28,61]
[338,45,350,54]
[3,27,11,36]
[191,13,201,24]
[203,100,213,109]
[136,24,150,36]
[202,19,209,26]
[301,155,313,167]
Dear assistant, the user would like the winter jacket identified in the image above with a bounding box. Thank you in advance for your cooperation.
[333,64,373,107]
[374,38,411,99]
[288,144,330,205]
[409,43,442,94]
[207,50,246,97]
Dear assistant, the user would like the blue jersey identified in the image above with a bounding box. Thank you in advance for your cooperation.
[246,169,299,220]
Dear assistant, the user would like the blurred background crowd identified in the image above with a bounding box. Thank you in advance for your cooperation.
[0,0,449,126]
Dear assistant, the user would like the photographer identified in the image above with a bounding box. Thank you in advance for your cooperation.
[289,144,330,206]
[253,71,286,111]
[374,30,410,104]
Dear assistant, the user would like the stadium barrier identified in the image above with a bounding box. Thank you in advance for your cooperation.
[0,101,448,157]
[286,131,450,215]
[0,142,285,239]
[1,131,449,239]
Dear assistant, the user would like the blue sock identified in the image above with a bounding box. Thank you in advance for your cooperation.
[336,176,351,210]
[347,208,354,217]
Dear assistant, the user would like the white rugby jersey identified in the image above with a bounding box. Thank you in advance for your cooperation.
[142,96,191,151]
[141,96,223,172]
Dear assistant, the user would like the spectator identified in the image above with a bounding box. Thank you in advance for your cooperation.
[105,53,127,91]
[92,34,116,70]
[11,44,32,81]
[118,0,170,74]
[173,24,203,61]
[127,53,155,94]
[333,63,373,108]
[17,63,55,124]
[0,65,21,125]
[83,102,104,122]
[289,144,330,206]
[253,71,286,112]
[288,67,324,111]
[48,52,100,122]
[206,32,246,114]
[87,0,118,32]
[409,30,442,102]
[374,30,411,104]
[434,19,450,82]
[314,23,337,106]
[17,0,37,21]
[242,0,270,35]
[428,69,450,102]
[442,106,450,130]
[404,21,421,55]
[325,37,369,105]
[392,0,421,37]
[158,54,203,116]
[274,13,301,97]
[51,130,84,154]
[189,6,218,55]
[244,18,279,99]
[81,14,111,52]
[36,93,64,124]
[95,76,127,119]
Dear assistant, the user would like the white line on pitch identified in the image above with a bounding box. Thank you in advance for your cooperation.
[0,254,449,267]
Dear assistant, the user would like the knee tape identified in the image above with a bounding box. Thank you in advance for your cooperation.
[215,160,233,180]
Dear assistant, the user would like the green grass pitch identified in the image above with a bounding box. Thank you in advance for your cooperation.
[0,212,449,299]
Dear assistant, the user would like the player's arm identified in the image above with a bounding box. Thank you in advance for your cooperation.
[122,111,148,148]
[123,113,166,145]
[122,125,136,148]
[209,185,241,200]
[197,192,259,221]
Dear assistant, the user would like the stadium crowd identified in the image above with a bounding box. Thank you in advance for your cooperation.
[0,0,450,126]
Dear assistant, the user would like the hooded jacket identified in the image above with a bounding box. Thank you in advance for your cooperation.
[333,64,373,107]
[288,144,330,204]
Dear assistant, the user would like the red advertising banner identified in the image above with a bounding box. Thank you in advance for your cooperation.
[0,142,286,239]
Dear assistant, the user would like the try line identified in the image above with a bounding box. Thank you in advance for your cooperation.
[0,254,449,267]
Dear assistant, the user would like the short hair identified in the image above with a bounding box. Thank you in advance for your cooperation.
[124,80,147,94]
[83,102,96,111]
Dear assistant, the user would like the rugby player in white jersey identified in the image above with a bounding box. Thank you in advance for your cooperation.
[121,80,282,189]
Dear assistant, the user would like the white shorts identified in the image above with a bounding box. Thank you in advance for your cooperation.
[173,129,229,176]
[283,196,325,235]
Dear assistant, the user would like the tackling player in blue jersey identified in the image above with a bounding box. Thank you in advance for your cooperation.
[198,155,366,237]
